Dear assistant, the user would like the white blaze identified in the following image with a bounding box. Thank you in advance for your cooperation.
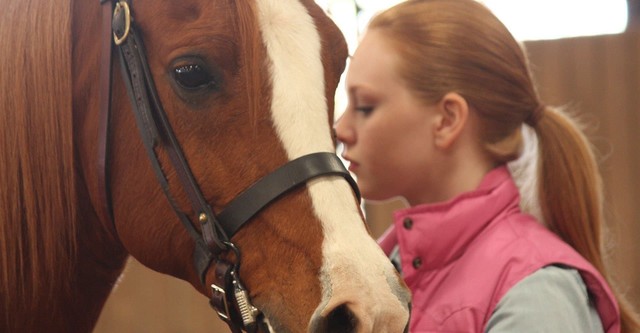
[255,0,409,329]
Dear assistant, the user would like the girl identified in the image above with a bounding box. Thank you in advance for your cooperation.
[335,0,639,332]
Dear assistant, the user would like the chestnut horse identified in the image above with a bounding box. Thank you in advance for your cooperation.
[0,0,411,332]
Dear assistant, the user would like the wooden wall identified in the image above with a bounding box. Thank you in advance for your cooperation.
[94,30,640,332]
[526,30,640,310]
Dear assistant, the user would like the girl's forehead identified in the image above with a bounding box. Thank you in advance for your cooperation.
[347,32,403,89]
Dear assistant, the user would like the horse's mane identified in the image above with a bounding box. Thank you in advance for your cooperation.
[0,0,77,319]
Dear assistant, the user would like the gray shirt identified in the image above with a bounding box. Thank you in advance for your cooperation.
[486,265,604,332]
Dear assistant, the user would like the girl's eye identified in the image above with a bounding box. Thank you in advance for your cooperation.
[173,64,215,90]
[355,106,374,115]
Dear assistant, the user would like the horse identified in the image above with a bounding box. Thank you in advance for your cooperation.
[0,0,411,332]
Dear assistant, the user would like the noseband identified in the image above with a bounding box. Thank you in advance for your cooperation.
[97,1,360,332]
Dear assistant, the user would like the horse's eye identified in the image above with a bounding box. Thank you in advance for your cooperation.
[173,64,214,90]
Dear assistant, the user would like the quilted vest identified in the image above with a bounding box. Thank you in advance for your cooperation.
[378,167,620,333]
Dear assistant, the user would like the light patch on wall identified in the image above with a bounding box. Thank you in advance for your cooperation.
[479,0,628,41]
[317,0,629,121]
[317,0,629,42]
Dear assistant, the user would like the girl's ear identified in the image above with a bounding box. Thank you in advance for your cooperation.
[433,92,470,149]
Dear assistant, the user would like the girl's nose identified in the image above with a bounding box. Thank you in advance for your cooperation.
[334,112,355,146]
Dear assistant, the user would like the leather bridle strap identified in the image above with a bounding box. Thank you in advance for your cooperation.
[97,0,115,228]
[97,1,222,269]
[218,152,360,237]
[108,0,224,283]
[99,0,220,292]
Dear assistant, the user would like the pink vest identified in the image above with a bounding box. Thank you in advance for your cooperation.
[378,167,620,333]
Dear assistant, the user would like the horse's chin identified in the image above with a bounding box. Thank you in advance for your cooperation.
[261,317,280,333]
[257,314,289,333]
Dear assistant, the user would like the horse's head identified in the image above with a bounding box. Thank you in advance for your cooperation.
[104,0,410,331]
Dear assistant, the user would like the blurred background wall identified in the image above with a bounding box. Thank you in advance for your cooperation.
[526,24,640,308]
[94,5,640,333]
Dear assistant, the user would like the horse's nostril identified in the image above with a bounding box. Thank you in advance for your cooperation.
[327,304,357,333]
[311,303,358,333]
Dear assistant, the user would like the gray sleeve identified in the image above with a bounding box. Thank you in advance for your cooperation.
[485,265,604,333]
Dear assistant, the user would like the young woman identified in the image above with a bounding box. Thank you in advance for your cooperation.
[334,0,639,332]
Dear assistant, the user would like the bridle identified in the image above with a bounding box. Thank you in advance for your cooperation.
[96,1,360,332]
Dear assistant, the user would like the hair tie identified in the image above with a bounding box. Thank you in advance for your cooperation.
[525,104,545,126]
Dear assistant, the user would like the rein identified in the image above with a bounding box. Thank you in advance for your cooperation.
[97,1,360,332]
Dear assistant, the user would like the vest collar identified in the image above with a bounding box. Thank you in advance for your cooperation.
[393,166,521,272]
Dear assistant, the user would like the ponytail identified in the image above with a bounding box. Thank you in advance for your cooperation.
[534,107,640,332]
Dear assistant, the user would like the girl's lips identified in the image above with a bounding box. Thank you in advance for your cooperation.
[341,154,359,172]
[348,161,359,172]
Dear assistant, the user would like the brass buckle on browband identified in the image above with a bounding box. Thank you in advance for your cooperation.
[112,1,131,45]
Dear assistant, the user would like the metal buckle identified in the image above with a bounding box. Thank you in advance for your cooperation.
[211,283,232,321]
[113,1,131,45]
[232,271,260,327]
